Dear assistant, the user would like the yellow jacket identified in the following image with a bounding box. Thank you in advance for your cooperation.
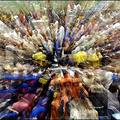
[32,52,46,61]
[72,51,102,64]
[72,51,87,63]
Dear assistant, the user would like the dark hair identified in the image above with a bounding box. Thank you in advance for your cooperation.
[51,73,56,78]
[74,71,79,78]
[109,84,118,93]
[78,62,86,69]
[62,70,68,76]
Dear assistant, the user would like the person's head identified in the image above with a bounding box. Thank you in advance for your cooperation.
[51,73,56,79]
[78,62,86,69]
[32,67,39,73]
[18,80,23,84]
[109,83,119,93]
[62,70,69,77]
[2,85,6,90]
[74,71,79,78]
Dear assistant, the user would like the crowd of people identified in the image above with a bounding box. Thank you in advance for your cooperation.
[0,1,120,120]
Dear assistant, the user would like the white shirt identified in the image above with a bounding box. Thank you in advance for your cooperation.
[57,26,65,46]
[101,23,120,35]
[108,90,120,112]
[104,71,113,89]
[54,21,59,39]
